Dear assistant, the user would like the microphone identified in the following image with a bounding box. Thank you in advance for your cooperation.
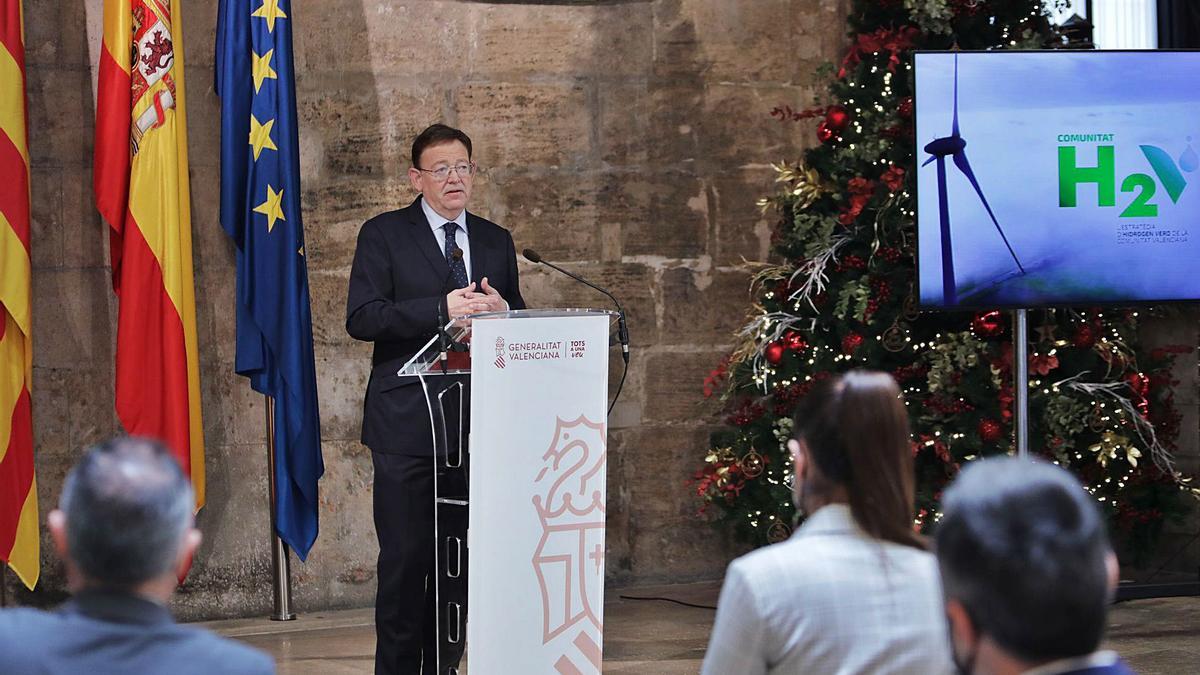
[437,248,466,372]
[523,248,630,365]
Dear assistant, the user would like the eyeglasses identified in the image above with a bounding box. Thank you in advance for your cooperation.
[416,162,476,181]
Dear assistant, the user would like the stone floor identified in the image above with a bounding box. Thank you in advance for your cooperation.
[202,581,1200,674]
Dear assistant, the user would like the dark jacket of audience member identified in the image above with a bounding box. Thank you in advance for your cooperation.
[0,437,274,675]
[702,371,953,674]
[935,457,1134,675]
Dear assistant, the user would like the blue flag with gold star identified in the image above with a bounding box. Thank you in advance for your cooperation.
[216,0,323,560]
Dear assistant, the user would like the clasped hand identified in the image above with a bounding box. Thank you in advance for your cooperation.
[446,277,507,318]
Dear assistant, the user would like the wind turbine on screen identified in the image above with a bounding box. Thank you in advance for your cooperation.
[923,53,1026,305]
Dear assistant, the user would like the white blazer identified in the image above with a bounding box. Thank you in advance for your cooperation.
[702,504,955,675]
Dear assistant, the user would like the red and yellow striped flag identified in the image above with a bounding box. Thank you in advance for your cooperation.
[94,0,205,508]
[0,0,39,590]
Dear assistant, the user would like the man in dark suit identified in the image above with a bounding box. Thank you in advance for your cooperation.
[0,436,274,675]
[935,457,1135,675]
[346,124,525,675]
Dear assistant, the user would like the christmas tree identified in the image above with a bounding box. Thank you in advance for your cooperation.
[694,0,1199,559]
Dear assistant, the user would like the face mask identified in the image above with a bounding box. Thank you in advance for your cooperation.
[952,648,977,675]
[792,480,807,516]
[946,612,977,675]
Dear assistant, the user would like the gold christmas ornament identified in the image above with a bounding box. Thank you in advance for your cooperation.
[882,320,908,353]
[740,450,765,478]
[766,521,792,543]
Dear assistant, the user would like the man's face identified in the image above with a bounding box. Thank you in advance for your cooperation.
[409,140,473,220]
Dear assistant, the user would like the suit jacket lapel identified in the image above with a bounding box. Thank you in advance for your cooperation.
[466,212,489,284]
[403,198,452,287]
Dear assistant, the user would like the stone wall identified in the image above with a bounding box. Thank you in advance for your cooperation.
[7,0,851,619]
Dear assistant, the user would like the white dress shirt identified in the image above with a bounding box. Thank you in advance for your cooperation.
[702,504,955,675]
[421,197,471,280]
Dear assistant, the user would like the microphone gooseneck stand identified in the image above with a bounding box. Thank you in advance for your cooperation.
[523,248,630,415]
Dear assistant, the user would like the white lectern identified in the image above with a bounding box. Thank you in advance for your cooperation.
[398,308,616,675]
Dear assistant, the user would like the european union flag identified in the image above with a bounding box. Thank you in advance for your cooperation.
[216,0,323,560]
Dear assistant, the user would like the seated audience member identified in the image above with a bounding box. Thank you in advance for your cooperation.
[702,371,954,675]
[935,457,1133,675]
[0,436,274,675]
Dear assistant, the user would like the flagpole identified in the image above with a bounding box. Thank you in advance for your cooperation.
[266,395,296,621]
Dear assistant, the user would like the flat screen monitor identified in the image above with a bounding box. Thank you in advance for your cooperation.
[914,50,1200,309]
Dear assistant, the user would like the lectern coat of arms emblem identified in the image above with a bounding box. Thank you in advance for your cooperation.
[531,415,607,673]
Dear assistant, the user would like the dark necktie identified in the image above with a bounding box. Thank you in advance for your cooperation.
[442,222,469,288]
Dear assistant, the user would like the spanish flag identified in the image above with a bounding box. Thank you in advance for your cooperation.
[94,0,205,508]
[0,0,38,591]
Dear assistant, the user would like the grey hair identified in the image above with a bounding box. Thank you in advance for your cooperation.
[60,436,194,587]
[934,457,1112,663]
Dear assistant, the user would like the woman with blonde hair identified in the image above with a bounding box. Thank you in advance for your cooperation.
[702,370,953,675]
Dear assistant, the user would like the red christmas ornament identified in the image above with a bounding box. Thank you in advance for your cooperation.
[1072,324,1097,349]
[783,329,807,352]
[971,310,1004,339]
[816,121,836,143]
[841,332,864,355]
[1126,372,1151,418]
[825,105,850,132]
[764,341,786,365]
[978,418,1003,443]
[1126,372,1151,398]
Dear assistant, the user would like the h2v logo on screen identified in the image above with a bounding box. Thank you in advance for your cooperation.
[1058,135,1199,217]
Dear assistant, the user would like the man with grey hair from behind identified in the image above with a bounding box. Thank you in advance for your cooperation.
[935,457,1133,675]
[0,436,274,674]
